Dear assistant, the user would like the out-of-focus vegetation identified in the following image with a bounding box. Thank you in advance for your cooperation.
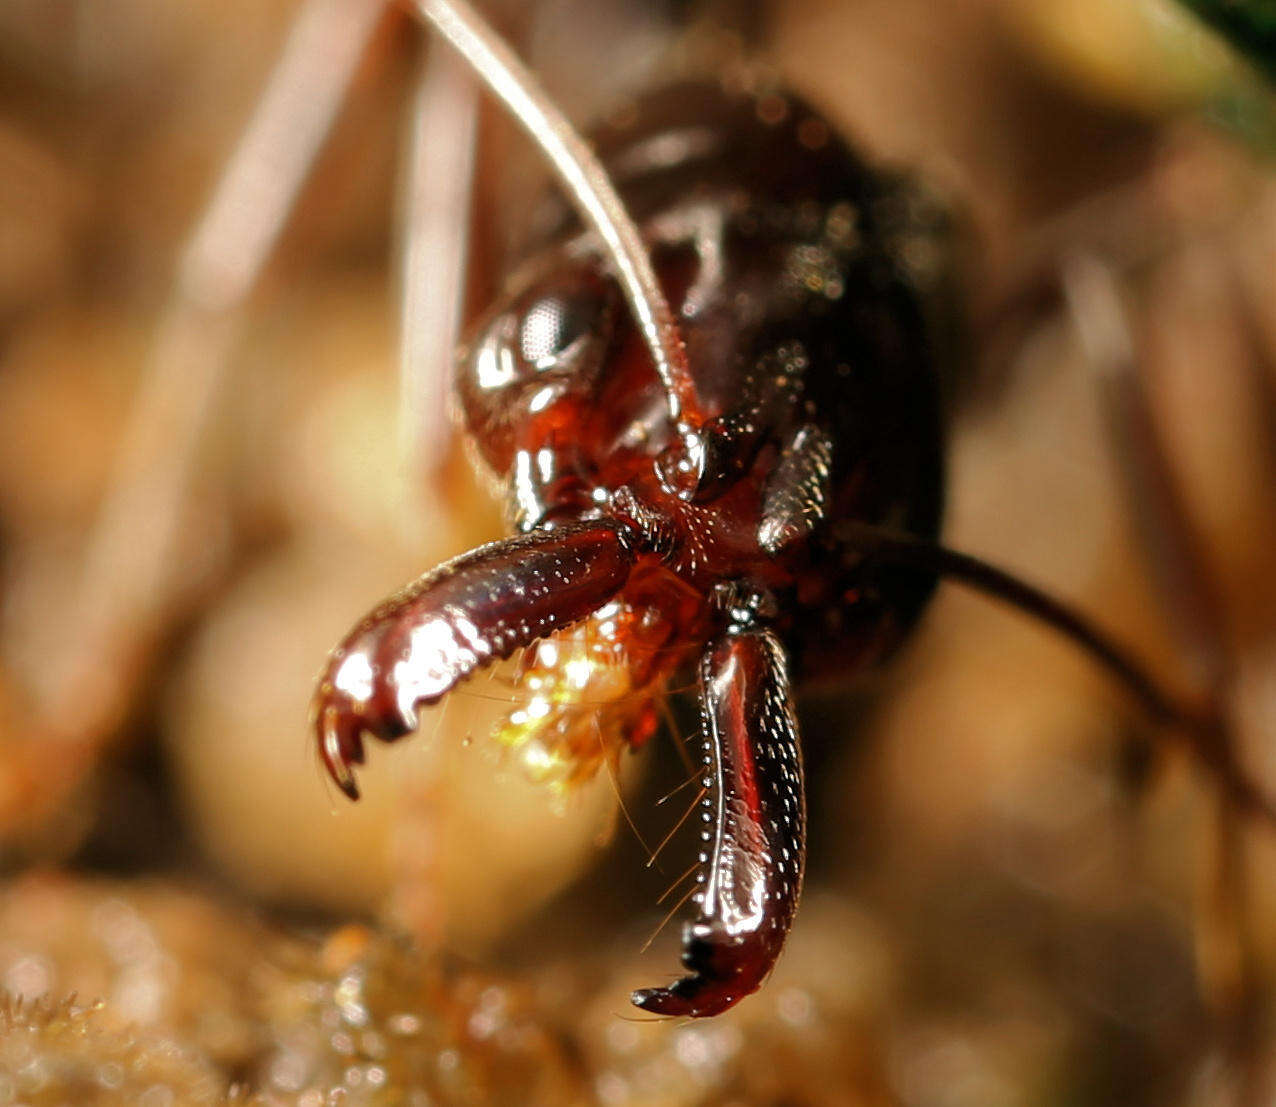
[1178,0,1276,81]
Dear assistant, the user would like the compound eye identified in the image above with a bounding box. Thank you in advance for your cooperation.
[513,267,614,375]
[519,289,599,370]
[459,259,616,471]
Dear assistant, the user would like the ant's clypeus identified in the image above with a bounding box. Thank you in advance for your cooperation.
[308,0,1276,1019]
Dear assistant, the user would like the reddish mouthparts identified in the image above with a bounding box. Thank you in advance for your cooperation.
[312,519,807,1018]
[312,520,636,800]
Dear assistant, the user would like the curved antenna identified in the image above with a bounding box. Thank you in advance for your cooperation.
[834,520,1276,824]
[407,0,704,431]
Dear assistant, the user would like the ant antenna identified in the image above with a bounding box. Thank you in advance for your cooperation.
[407,0,704,432]
[836,520,1276,824]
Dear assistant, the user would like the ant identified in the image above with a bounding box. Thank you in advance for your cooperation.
[3,0,1268,1054]
[308,0,1276,1020]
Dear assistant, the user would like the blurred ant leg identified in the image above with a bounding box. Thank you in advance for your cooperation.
[1185,209,1276,1107]
[1226,257,1276,501]
[1061,253,1261,1097]
[1062,253,1232,698]
[1202,790,1264,1105]
[398,35,477,503]
[385,39,479,943]
[14,0,386,819]
[972,176,1163,396]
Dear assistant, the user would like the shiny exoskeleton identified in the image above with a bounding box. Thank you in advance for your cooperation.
[314,82,948,1017]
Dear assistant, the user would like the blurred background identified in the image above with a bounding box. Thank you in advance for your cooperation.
[0,0,1274,1103]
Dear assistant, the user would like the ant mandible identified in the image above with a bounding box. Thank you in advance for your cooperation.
[312,0,1275,1018]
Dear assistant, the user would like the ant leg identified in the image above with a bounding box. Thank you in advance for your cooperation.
[0,0,385,837]
[314,519,635,799]
[51,0,384,729]
[1062,253,1233,699]
[398,36,477,494]
[632,627,805,1018]
[1063,252,1272,1097]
